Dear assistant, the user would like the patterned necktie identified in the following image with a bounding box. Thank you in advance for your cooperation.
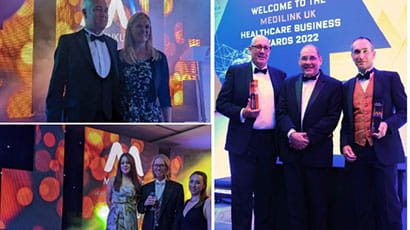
[154,199,161,227]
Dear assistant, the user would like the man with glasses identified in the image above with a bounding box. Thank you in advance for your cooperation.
[341,37,406,230]
[138,154,184,230]
[276,44,342,230]
[216,35,286,230]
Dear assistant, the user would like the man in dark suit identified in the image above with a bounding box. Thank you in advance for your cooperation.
[341,37,406,230]
[138,154,184,230]
[277,44,342,230]
[216,35,286,230]
[46,0,120,122]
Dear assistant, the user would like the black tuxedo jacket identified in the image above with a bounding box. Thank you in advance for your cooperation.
[46,29,120,122]
[216,62,286,154]
[277,71,342,167]
[340,69,407,164]
[138,180,184,230]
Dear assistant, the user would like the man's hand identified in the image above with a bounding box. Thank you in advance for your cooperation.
[342,145,357,162]
[144,195,156,206]
[242,99,260,119]
[372,121,388,139]
[289,132,309,150]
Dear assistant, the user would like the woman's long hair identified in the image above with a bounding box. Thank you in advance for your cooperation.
[190,171,208,207]
[121,12,159,64]
[113,153,141,200]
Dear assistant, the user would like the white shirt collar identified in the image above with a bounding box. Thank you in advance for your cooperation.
[84,28,104,37]
[155,179,166,185]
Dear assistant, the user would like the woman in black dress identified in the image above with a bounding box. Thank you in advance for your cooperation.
[119,12,172,122]
[173,171,211,230]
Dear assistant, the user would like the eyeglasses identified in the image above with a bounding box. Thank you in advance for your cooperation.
[153,164,166,168]
[251,45,271,51]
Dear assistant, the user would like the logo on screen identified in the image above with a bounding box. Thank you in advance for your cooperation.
[80,0,128,29]
[104,142,144,183]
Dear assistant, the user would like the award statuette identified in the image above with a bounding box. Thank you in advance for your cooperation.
[371,101,383,133]
[249,80,259,109]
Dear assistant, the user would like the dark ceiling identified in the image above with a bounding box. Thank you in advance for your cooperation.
[89,124,211,150]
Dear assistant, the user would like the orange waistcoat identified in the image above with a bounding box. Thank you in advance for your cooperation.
[353,77,374,146]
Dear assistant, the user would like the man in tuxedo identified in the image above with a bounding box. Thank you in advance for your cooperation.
[138,154,184,230]
[46,0,120,122]
[341,37,406,230]
[216,35,286,230]
[276,44,342,230]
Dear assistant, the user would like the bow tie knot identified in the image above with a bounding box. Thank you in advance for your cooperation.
[156,180,166,186]
[302,76,316,81]
[254,68,267,74]
[90,34,105,42]
[302,72,320,82]
[357,69,373,80]
[302,75,317,82]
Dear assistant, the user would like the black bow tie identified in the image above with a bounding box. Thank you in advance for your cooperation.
[302,75,317,82]
[357,69,373,80]
[254,68,267,74]
[90,34,105,42]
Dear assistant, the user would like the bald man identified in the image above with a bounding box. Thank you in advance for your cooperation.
[216,35,286,230]
[341,37,406,230]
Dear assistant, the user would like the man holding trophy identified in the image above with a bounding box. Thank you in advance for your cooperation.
[340,37,407,230]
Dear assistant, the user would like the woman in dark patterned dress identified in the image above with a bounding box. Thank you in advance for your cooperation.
[173,171,211,230]
[106,153,142,230]
[119,12,172,122]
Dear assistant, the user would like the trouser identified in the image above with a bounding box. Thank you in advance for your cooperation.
[346,143,402,230]
[229,129,275,230]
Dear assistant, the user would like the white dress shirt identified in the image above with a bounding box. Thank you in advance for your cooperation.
[301,74,319,128]
[250,62,275,129]
[288,73,319,137]
[155,179,166,200]
[84,28,111,78]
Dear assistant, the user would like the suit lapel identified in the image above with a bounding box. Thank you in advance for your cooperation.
[372,68,383,100]
[268,67,278,91]
[247,62,253,82]
[76,29,94,67]
[105,36,117,77]
[295,75,302,118]
[346,78,355,125]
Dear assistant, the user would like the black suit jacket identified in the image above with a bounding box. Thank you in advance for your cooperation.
[46,29,120,122]
[340,69,407,165]
[138,180,184,230]
[277,71,342,167]
[216,62,286,154]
